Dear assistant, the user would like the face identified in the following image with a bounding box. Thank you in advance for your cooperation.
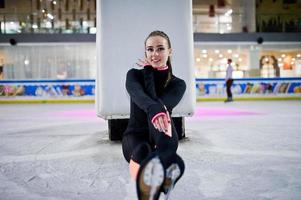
[145,36,172,68]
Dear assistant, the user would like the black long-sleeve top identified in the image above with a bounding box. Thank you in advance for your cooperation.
[123,66,186,136]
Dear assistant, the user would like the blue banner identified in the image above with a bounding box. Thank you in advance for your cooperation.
[196,78,301,97]
[0,80,95,98]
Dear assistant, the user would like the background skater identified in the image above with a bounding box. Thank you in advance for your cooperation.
[225,58,234,102]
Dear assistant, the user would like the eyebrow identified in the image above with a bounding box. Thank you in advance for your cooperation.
[146,45,165,48]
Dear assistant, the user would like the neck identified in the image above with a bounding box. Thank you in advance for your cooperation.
[155,65,168,71]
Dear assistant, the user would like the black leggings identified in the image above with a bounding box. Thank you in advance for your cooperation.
[122,118,178,167]
[226,79,233,98]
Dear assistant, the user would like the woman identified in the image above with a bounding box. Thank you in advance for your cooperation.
[122,30,186,200]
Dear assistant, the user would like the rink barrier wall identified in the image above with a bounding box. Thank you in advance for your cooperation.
[196,77,301,100]
[0,78,301,103]
[0,79,95,104]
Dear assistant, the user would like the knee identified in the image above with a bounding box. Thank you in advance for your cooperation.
[156,132,178,153]
[131,143,151,164]
[122,136,131,163]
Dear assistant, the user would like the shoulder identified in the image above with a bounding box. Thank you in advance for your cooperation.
[126,68,143,77]
[172,75,185,83]
[126,68,144,83]
[169,75,186,88]
[127,68,140,74]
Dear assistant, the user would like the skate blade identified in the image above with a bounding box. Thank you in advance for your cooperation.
[164,164,181,200]
[139,157,164,200]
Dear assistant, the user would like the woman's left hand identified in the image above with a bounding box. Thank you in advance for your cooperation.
[152,111,172,137]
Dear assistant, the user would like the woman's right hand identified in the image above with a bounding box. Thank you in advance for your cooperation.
[136,58,151,68]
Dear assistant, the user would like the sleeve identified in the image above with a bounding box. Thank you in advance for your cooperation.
[125,69,166,121]
[225,67,229,80]
[159,77,186,113]
[143,65,157,100]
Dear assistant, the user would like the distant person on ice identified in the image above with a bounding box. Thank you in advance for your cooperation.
[122,30,186,200]
[225,58,234,102]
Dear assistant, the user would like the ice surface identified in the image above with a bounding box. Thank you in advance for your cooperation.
[0,101,301,200]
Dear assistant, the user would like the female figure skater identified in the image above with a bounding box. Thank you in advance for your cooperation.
[122,30,186,200]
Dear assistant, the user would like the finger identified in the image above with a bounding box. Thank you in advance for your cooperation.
[138,59,147,66]
[143,58,153,66]
[158,117,166,132]
[165,122,172,137]
[136,62,144,67]
[154,119,160,131]
[166,111,171,123]
[155,119,162,132]
[152,121,157,129]
[163,115,169,130]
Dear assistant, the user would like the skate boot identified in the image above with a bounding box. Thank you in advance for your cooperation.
[162,154,185,200]
[136,153,165,200]
[224,97,233,103]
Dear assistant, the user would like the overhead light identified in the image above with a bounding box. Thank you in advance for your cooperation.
[47,13,54,20]
[52,1,57,5]
[227,49,232,53]
[196,58,201,62]
[201,49,207,54]
[297,54,301,58]
[225,9,233,16]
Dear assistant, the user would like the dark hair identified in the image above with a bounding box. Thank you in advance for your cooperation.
[228,58,232,63]
[144,30,173,87]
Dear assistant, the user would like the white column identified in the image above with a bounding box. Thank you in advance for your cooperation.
[243,0,256,32]
[96,0,195,119]
[248,46,261,77]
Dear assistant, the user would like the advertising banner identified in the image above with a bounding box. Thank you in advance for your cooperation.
[0,80,95,99]
[196,78,301,98]
[1,78,301,102]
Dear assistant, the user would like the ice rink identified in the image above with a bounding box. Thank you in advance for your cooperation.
[1,101,301,200]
